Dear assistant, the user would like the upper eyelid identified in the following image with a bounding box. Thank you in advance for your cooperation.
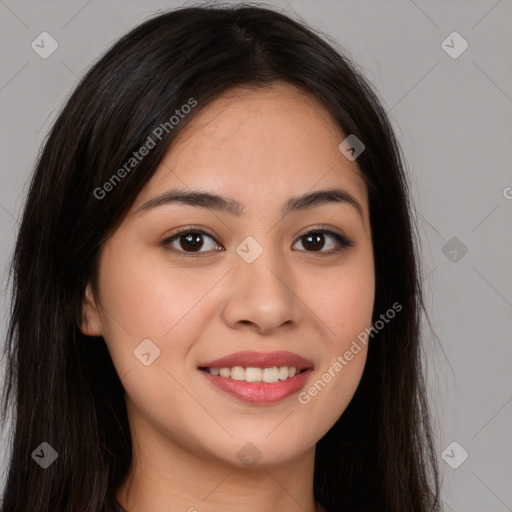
[165,225,344,241]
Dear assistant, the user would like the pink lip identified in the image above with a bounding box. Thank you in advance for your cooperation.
[199,368,313,404]
[198,350,314,370]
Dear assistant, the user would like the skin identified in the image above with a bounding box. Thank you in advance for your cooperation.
[81,81,375,512]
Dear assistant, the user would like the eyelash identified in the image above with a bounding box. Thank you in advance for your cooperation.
[160,225,354,259]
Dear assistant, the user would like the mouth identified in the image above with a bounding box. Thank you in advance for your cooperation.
[198,350,314,374]
[198,365,309,383]
[198,366,313,404]
[197,351,314,405]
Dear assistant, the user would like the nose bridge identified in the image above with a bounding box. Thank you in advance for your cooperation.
[237,233,292,298]
[222,233,299,332]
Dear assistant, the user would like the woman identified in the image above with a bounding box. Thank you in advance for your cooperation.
[1,5,442,512]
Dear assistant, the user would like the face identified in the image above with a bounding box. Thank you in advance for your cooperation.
[82,82,375,469]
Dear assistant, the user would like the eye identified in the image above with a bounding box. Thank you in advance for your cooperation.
[161,226,223,257]
[161,225,354,258]
[292,227,354,254]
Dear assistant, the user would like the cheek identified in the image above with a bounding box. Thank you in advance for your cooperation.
[307,253,375,346]
[96,236,215,339]
[95,235,228,378]
[296,254,374,424]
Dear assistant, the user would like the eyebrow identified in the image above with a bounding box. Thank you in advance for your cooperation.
[135,187,364,219]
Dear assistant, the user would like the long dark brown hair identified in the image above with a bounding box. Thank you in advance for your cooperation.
[1,4,442,511]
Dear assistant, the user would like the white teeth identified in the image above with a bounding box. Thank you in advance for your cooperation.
[278,366,289,380]
[205,366,301,382]
[245,367,262,382]
[262,367,279,383]
[230,366,245,381]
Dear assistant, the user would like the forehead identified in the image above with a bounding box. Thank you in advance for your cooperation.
[133,82,368,217]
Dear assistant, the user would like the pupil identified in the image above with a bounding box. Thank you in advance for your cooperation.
[182,233,203,251]
[305,233,323,251]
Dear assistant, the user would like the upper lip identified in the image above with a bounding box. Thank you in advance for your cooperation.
[198,351,314,370]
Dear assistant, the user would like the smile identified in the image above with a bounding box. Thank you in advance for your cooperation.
[199,365,306,383]
[199,367,313,404]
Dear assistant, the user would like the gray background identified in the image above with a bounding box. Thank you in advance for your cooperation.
[1,0,511,510]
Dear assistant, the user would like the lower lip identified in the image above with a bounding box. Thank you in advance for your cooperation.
[199,369,313,405]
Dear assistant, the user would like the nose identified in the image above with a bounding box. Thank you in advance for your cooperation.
[220,244,302,335]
